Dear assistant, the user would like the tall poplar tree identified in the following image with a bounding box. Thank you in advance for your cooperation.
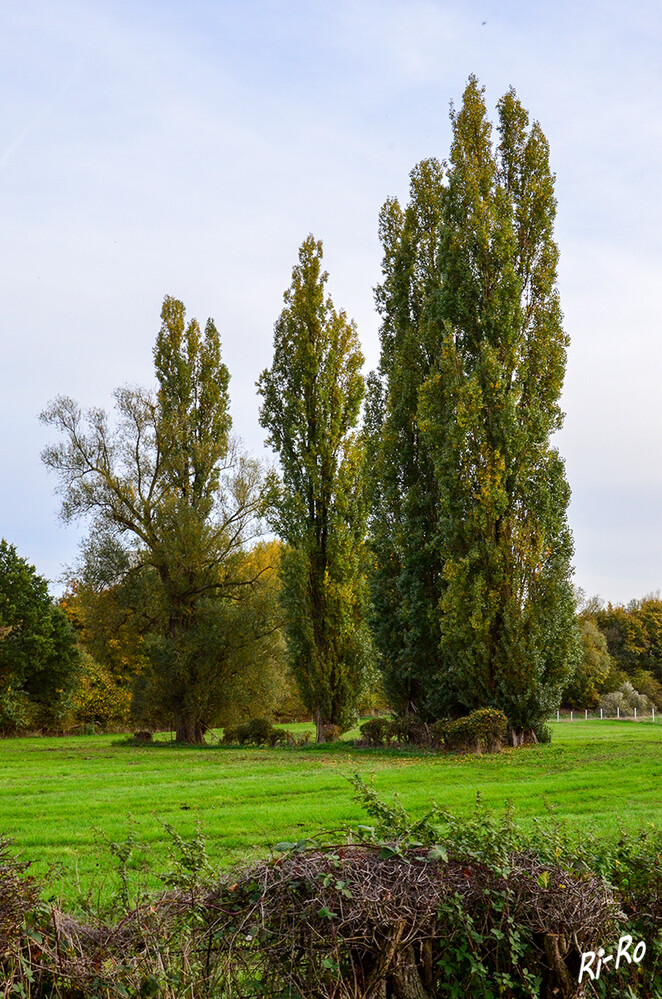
[367,159,448,719]
[258,235,372,741]
[419,78,580,740]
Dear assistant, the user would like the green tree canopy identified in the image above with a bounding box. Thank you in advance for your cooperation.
[366,158,447,719]
[41,296,272,742]
[258,235,373,740]
[595,595,662,683]
[0,540,79,732]
[418,77,580,739]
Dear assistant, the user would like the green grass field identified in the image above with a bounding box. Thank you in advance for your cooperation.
[2,719,662,906]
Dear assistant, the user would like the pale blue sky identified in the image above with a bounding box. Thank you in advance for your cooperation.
[1,0,661,604]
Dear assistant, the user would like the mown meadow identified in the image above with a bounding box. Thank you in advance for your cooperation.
[3,719,662,909]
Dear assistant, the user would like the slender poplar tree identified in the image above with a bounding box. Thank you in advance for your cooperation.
[366,159,449,719]
[258,235,372,741]
[419,78,580,741]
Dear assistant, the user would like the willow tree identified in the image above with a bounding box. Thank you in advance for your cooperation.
[258,235,372,741]
[419,78,580,741]
[41,296,271,743]
[366,159,448,719]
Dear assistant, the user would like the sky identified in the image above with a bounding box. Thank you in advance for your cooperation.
[1,0,661,606]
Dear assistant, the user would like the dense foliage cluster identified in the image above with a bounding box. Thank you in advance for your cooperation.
[258,236,374,740]
[0,540,79,733]
[366,158,446,721]
[359,707,509,752]
[369,77,579,740]
[562,592,662,710]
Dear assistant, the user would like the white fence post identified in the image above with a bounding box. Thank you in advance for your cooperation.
[600,708,603,719]
[585,709,588,720]
[617,706,620,719]
[570,710,573,722]
[653,706,656,722]
[635,707,637,720]
[556,710,559,722]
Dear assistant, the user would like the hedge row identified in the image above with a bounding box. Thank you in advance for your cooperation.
[359,707,509,752]
[221,717,312,747]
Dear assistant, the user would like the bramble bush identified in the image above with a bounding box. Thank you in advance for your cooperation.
[3,779,662,997]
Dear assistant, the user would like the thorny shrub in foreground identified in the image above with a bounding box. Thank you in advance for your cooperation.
[3,779,662,997]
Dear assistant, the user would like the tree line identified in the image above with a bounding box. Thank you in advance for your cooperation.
[3,76,638,743]
[565,591,662,710]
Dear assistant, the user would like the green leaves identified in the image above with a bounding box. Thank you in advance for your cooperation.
[368,158,448,720]
[415,79,578,735]
[274,839,311,854]
[258,237,373,738]
[0,540,79,733]
[41,297,273,743]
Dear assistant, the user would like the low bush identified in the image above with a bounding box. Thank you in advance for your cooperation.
[359,716,391,746]
[359,709,508,753]
[386,715,427,745]
[236,717,275,745]
[601,681,649,716]
[535,722,553,743]
[222,719,304,747]
[270,727,296,746]
[431,707,508,753]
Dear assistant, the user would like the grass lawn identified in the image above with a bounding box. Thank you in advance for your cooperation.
[2,718,662,906]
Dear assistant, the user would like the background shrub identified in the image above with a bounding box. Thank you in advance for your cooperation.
[73,650,132,729]
[443,707,508,752]
[222,719,301,747]
[358,717,390,746]
[386,715,427,745]
[236,717,276,745]
[431,708,508,752]
[600,681,649,716]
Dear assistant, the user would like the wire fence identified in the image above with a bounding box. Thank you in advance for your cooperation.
[552,707,658,722]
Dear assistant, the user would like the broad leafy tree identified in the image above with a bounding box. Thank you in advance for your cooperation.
[0,540,79,732]
[418,78,580,740]
[258,236,373,741]
[595,596,662,683]
[562,618,616,709]
[41,296,271,742]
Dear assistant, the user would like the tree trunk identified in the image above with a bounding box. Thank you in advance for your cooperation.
[508,726,538,748]
[389,944,434,999]
[175,717,206,744]
[543,932,574,998]
[315,706,324,743]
